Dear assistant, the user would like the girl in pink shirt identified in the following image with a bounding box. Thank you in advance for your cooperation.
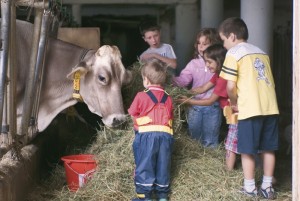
[173,28,222,148]
[177,44,238,171]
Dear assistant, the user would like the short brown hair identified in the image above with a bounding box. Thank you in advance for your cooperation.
[141,58,167,86]
[139,20,161,36]
[193,28,221,58]
[218,17,249,40]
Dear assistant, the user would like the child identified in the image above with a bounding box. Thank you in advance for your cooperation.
[128,58,174,201]
[176,44,238,170]
[139,20,177,70]
[219,17,279,199]
[172,28,222,148]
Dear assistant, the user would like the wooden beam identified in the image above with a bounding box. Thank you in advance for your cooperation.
[14,0,49,9]
[293,0,300,200]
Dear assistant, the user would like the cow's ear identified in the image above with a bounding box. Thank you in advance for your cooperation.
[66,66,88,80]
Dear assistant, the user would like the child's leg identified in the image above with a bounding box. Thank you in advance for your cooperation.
[261,151,276,187]
[226,150,236,171]
[225,124,238,170]
[241,154,256,179]
[241,154,256,191]
[258,115,278,198]
[133,133,155,199]
[155,133,174,200]
[201,103,222,148]
[259,152,277,185]
[259,151,276,199]
[187,106,204,141]
[237,118,264,192]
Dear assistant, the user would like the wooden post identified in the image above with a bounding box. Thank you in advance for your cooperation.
[15,0,49,9]
[293,0,300,200]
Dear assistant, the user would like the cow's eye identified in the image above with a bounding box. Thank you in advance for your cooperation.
[98,75,106,83]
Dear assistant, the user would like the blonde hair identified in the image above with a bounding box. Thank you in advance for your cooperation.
[141,58,167,86]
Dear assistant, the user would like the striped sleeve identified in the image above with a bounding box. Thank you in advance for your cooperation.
[220,55,238,82]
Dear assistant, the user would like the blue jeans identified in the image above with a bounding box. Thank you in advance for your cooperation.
[187,102,221,148]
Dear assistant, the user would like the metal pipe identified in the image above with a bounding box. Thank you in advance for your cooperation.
[20,9,43,143]
[0,0,12,139]
[29,10,51,140]
[8,1,17,147]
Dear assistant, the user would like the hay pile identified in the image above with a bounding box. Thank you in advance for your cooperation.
[27,62,292,201]
[27,127,292,201]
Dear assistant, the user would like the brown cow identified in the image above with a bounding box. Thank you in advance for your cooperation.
[9,20,132,134]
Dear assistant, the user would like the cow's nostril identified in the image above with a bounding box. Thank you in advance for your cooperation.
[112,117,125,127]
[112,118,123,127]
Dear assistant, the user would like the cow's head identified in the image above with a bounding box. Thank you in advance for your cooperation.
[67,45,132,127]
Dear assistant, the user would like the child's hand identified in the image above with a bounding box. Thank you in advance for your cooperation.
[228,99,238,113]
[231,105,239,113]
[223,106,238,124]
[189,89,199,95]
[175,96,189,104]
[140,53,156,60]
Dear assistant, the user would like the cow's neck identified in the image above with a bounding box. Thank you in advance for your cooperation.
[37,40,92,132]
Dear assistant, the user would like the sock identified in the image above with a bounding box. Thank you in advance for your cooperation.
[244,178,256,192]
[261,175,273,189]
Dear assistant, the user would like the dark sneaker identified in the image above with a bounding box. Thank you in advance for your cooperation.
[239,187,258,197]
[259,186,276,200]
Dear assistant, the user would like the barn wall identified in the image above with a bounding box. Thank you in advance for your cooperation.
[57,27,101,49]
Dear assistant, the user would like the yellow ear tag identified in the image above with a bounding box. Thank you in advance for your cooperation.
[72,71,83,101]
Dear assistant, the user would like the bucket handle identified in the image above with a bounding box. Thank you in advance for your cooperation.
[65,162,96,178]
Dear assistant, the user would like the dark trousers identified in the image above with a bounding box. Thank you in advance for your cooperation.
[133,132,174,199]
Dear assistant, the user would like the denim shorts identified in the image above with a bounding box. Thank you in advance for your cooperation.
[237,115,279,154]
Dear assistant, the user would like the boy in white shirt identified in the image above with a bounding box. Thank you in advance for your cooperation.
[139,20,177,70]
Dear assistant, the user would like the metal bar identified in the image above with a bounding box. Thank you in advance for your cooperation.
[29,10,51,140]
[8,1,17,148]
[0,0,12,143]
[19,9,43,143]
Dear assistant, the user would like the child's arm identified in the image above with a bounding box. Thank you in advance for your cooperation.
[226,80,238,112]
[176,93,219,106]
[191,81,215,94]
[141,53,177,69]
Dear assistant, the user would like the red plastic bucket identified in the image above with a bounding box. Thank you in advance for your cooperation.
[61,154,97,191]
